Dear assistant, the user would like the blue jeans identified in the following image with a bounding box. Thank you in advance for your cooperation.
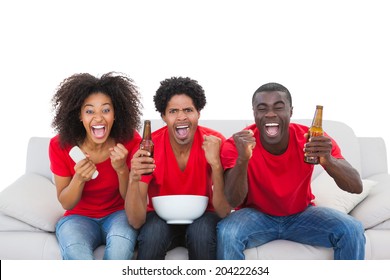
[55,210,138,260]
[137,211,220,260]
[217,206,366,260]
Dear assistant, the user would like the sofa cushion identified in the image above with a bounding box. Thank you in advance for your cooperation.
[311,171,376,214]
[0,231,62,260]
[350,173,390,229]
[244,239,333,260]
[0,173,65,232]
[0,212,44,232]
[370,219,390,230]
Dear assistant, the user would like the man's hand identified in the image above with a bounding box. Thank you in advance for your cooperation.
[130,149,155,181]
[233,130,256,162]
[202,135,222,167]
[304,134,332,165]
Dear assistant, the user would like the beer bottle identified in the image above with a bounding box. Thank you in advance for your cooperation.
[304,105,324,164]
[140,120,154,174]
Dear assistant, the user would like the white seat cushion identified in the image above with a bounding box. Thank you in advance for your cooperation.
[0,173,65,232]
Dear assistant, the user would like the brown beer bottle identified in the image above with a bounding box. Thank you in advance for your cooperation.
[140,120,154,174]
[304,105,324,164]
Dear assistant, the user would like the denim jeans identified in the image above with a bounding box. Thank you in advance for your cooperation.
[55,210,138,260]
[137,211,221,260]
[217,206,366,260]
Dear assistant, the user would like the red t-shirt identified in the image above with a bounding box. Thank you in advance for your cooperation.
[49,132,141,218]
[221,123,343,216]
[141,125,226,212]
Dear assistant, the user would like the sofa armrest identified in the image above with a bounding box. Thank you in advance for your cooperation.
[358,137,388,178]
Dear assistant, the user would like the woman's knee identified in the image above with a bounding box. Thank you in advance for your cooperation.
[61,243,95,260]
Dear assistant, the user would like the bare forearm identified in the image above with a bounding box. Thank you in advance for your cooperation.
[125,179,147,229]
[224,159,249,207]
[210,164,232,218]
[57,178,85,210]
[323,158,363,193]
[117,167,130,199]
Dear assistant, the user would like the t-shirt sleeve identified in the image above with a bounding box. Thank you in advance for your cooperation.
[322,131,344,160]
[126,130,142,168]
[49,136,73,177]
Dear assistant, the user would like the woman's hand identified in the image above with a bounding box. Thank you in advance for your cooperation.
[73,157,97,182]
[110,143,129,174]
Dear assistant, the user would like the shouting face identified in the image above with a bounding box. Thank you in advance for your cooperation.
[162,94,200,147]
[80,92,115,145]
[252,90,293,154]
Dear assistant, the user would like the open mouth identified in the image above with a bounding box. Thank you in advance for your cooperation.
[265,123,279,137]
[175,125,190,139]
[92,125,106,139]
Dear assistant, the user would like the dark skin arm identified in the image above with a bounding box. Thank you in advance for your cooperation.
[125,149,155,229]
[202,135,232,218]
[304,134,363,193]
[224,130,256,208]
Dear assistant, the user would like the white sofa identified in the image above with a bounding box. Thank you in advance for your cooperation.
[1,119,390,260]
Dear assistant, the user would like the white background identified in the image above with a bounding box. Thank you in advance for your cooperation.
[1,0,389,191]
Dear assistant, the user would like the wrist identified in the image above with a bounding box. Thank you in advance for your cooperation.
[209,161,223,171]
[116,166,129,175]
[236,157,250,166]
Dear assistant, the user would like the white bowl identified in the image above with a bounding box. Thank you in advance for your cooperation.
[152,195,209,224]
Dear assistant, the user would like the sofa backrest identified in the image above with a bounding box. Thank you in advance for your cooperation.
[26,136,52,180]
[359,137,388,177]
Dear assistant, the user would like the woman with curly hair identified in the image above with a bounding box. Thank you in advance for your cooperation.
[49,72,143,260]
[125,76,231,259]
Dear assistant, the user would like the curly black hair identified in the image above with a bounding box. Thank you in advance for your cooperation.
[51,72,143,147]
[153,76,206,115]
